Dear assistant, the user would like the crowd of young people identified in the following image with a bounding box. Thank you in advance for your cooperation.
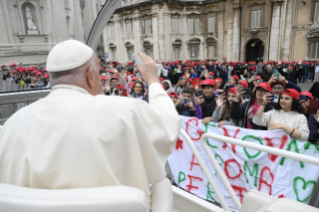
[2,59,319,143]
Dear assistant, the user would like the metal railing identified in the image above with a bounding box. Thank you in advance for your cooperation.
[181,130,319,212]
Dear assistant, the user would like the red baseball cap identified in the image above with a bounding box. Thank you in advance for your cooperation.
[111,76,119,81]
[230,75,239,81]
[13,70,17,73]
[127,62,132,65]
[209,72,215,77]
[270,81,285,88]
[200,79,216,87]
[300,91,313,99]
[10,63,16,67]
[168,92,178,97]
[215,78,223,84]
[101,67,106,71]
[227,87,237,94]
[288,66,293,69]
[43,68,47,72]
[250,66,255,71]
[256,76,262,80]
[101,76,107,80]
[36,72,43,77]
[44,73,50,78]
[131,76,138,81]
[117,85,125,90]
[282,89,300,100]
[159,77,164,82]
[238,81,248,88]
[256,82,272,93]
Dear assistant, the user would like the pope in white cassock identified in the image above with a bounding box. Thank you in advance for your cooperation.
[0,40,181,198]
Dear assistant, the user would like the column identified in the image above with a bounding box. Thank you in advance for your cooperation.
[152,13,159,61]
[182,12,188,61]
[158,6,165,61]
[281,0,293,60]
[227,13,233,61]
[232,4,241,61]
[163,12,171,61]
[217,8,225,61]
[133,10,142,58]
[269,1,283,61]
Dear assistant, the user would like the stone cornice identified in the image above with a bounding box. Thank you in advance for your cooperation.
[233,3,242,11]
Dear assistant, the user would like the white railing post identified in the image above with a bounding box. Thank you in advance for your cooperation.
[180,130,232,212]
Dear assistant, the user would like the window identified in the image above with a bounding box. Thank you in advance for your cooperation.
[188,18,199,34]
[207,17,215,33]
[144,19,152,35]
[172,17,180,34]
[125,22,132,37]
[251,10,260,29]
[174,47,180,60]
[190,46,199,58]
[108,23,115,39]
[310,41,319,59]
[127,49,133,61]
[208,46,215,59]
[315,3,319,23]
[145,48,153,58]
[111,48,117,61]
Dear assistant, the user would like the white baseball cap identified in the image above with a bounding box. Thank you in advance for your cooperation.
[46,40,94,72]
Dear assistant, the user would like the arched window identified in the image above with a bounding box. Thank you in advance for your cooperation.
[125,42,134,61]
[206,38,217,59]
[143,41,153,58]
[187,38,201,59]
[172,39,182,61]
[109,43,117,61]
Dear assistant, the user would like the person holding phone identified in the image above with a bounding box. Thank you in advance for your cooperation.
[195,79,217,123]
[175,87,195,117]
[299,91,313,119]
[212,87,243,127]
[230,82,273,130]
[252,89,309,141]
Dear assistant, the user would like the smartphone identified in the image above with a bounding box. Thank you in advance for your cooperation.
[299,95,307,102]
[198,90,204,97]
[272,69,280,81]
[184,99,189,104]
[241,88,252,96]
[192,78,200,88]
[136,73,140,78]
[123,89,127,97]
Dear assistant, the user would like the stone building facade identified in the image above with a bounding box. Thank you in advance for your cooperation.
[104,0,319,63]
[0,0,105,66]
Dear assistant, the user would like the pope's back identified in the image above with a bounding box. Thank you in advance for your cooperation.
[0,40,180,197]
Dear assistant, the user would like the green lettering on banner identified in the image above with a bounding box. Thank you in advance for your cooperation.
[206,182,217,202]
[214,154,224,176]
[205,123,218,149]
[304,142,319,154]
[293,176,316,203]
[178,171,186,185]
[243,161,259,187]
[242,135,263,159]
[279,140,305,168]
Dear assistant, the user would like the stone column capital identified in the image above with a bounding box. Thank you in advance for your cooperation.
[271,0,284,5]
[217,7,225,14]
[233,5,242,11]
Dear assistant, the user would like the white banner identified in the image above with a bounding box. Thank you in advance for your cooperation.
[168,116,319,211]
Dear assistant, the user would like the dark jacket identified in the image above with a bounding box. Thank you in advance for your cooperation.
[308,114,319,143]
[260,69,273,83]
[230,99,273,130]
[176,104,195,117]
[201,95,217,119]
[278,67,303,84]
[310,82,319,100]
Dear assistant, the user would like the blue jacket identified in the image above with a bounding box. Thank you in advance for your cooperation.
[308,114,319,143]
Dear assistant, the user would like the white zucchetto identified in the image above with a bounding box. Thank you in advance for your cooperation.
[46,40,94,72]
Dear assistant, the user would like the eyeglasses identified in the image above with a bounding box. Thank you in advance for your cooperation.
[272,86,283,90]
[256,88,267,93]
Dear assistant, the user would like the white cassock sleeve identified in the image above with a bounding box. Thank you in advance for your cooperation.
[129,83,181,183]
